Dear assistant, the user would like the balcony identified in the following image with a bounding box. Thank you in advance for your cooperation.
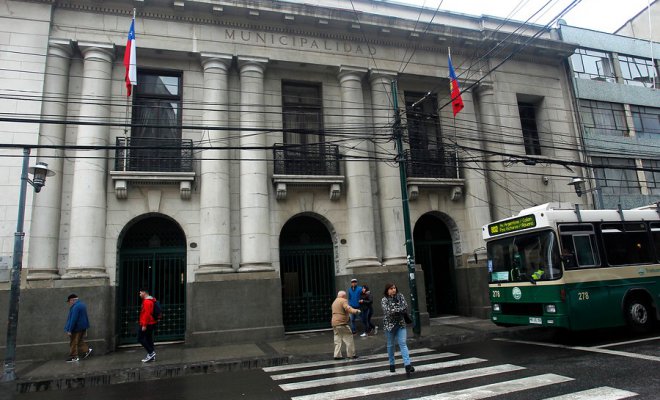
[272,143,344,201]
[404,148,465,201]
[110,137,195,200]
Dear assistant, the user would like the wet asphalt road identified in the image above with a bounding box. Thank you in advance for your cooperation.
[12,327,660,400]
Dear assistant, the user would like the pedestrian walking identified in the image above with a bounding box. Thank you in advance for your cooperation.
[331,290,361,360]
[138,288,158,362]
[359,284,375,336]
[381,283,415,377]
[347,278,362,334]
[64,294,92,362]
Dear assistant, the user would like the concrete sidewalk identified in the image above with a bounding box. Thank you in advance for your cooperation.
[4,316,531,394]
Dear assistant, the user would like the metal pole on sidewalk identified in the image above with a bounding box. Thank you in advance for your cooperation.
[391,80,421,336]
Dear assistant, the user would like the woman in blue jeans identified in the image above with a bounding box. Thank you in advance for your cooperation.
[381,283,414,377]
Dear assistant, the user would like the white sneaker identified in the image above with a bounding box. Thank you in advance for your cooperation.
[83,348,93,359]
[360,332,367,337]
[141,352,156,363]
[374,326,378,334]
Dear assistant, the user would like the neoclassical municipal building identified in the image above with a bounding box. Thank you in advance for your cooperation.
[1,0,585,358]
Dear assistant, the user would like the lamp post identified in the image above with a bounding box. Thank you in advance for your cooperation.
[568,177,603,209]
[2,148,54,382]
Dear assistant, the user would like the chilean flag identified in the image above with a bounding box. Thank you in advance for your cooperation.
[123,16,137,96]
[448,52,464,117]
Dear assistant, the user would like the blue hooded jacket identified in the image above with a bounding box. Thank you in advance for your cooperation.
[65,300,90,333]
[347,285,362,308]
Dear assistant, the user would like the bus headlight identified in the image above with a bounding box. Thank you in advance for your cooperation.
[545,304,556,313]
[492,304,501,312]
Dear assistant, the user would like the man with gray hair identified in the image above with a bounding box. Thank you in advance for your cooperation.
[331,290,361,360]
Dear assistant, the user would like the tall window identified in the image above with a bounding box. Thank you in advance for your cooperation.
[570,48,615,82]
[618,55,658,88]
[282,82,323,145]
[579,100,628,136]
[404,91,442,154]
[131,70,182,171]
[631,106,660,138]
[518,102,541,155]
[592,157,641,196]
[132,71,182,139]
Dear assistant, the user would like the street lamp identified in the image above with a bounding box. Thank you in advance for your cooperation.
[2,148,54,382]
[568,177,603,209]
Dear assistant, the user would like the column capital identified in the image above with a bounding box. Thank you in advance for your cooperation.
[200,52,233,71]
[48,39,74,58]
[369,69,398,83]
[237,56,268,74]
[473,82,494,96]
[338,65,368,82]
[77,41,115,62]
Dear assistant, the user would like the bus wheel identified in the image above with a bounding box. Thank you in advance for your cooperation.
[624,297,652,332]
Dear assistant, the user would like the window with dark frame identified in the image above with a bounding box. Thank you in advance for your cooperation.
[591,156,641,196]
[618,54,658,88]
[518,102,542,155]
[600,222,654,266]
[631,106,660,138]
[579,100,628,136]
[130,71,183,172]
[570,48,615,82]
[642,159,660,195]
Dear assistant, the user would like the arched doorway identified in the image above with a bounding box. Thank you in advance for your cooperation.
[280,215,336,332]
[413,213,457,316]
[117,215,187,344]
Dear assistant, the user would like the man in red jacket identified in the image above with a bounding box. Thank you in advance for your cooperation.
[138,288,157,362]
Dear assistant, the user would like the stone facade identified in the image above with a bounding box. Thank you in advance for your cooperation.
[0,0,584,360]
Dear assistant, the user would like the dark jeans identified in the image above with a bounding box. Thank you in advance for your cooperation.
[138,325,155,354]
[360,308,374,333]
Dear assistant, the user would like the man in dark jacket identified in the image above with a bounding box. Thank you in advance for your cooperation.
[64,294,92,362]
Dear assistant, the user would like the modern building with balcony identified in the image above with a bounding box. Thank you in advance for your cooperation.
[0,0,584,359]
[559,8,660,209]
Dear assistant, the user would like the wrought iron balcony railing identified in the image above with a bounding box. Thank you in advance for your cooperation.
[114,137,194,173]
[404,148,459,179]
[273,143,340,176]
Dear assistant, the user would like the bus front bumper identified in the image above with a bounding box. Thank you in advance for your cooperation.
[491,313,570,329]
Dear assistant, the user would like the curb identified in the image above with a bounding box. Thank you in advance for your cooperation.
[13,355,290,394]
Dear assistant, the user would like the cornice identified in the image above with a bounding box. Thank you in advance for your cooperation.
[52,0,571,60]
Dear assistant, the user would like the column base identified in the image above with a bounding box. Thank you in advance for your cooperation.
[61,269,109,280]
[346,257,381,269]
[381,256,408,269]
[26,270,61,281]
[195,264,235,276]
[238,263,274,272]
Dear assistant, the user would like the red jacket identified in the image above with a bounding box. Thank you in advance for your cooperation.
[139,297,157,327]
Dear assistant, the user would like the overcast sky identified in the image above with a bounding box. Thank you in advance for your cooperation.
[394,0,652,33]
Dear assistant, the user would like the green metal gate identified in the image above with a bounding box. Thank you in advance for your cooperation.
[280,244,335,332]
[415,240,457,316]
[118,248,186,344]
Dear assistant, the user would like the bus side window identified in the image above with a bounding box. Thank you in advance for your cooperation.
[560,235,578,269]
[649,222,660,262]
[574,234,598,267]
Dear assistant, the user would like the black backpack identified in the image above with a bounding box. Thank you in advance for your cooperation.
[151,299,163,322]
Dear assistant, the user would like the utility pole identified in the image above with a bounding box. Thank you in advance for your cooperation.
[391,80,421,336]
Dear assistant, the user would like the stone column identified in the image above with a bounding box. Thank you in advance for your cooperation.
[339,67,380,269]
[197,53,234,275]
[237,57,273,272]
[27,39,73,281]
[369,71,406,268]
[473,83,509,220]
[461,89,492,254]
[63,43,114,279]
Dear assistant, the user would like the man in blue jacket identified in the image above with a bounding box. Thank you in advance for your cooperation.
[347,278,362,334]
[64,294,92,362]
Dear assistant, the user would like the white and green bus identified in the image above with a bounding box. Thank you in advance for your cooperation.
[483,203,660,331]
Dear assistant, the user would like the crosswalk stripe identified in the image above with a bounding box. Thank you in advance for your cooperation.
[271,352,459,381]
[263,348,436,372]
[290,364,526,400]
[280,357,487,391]
[408,373,574,400]
[542,386,639,400]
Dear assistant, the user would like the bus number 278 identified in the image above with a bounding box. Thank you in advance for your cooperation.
[578,291,590,300]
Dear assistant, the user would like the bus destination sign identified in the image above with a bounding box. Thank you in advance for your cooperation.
[488,215,536,236]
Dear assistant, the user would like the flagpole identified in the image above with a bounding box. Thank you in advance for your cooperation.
[123,8,136,171]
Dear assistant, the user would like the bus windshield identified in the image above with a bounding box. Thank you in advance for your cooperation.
[487,229,562,283]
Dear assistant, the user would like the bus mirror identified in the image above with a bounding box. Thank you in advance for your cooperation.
[561,255,576,269]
